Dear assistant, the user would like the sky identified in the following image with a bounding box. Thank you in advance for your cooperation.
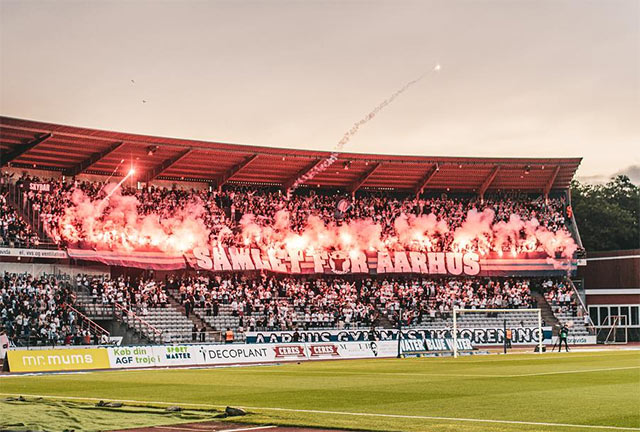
[1,0,638,184]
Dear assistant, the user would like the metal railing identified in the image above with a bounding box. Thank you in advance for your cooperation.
[565,189,585,250]
[67,304,110,340]
[567,278,596,333]
[113,302,164,343]
[4,182,58,248]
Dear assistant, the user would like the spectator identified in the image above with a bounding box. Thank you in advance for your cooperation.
[13,174,573,255]
[0,273,90,346]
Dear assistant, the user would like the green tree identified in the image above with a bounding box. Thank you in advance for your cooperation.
[571,175,640,251]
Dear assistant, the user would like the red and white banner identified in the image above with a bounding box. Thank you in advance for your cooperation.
[189,247,483,276]
[188,247,576,276]
[67,248,186,270]
[66,246,576,275]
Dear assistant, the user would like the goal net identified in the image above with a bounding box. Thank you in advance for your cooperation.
[599,315,628,344]
[452,308,544,357]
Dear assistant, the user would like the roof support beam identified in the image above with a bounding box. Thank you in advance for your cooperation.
[349,163,381,194]
[215,154,258,188]
[143,148,192,182]
[65,141,124,176]
[1,133,53,166]
[543,165,561,197]
[283,158,323,192]
[414,164,438,196]
[478,165,501,198]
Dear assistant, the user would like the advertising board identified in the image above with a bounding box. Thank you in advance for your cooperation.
[246,326,555,346]
[105,341,398,369]
[7,348,110,372]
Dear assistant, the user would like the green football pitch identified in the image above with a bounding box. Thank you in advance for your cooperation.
[1,350,638,432]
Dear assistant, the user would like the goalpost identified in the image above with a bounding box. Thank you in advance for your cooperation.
[452,308,544,358]
[600,315,628,345]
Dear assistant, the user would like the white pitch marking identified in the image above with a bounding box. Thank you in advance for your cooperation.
[0,392,637,430]
[233,365,640,379]
[381,365,640,378]
[232,406,640,431]
[155,427,212,431]
[155,426,276,432]
[447,352,639,363]
[217,426,276,432]
[500,365,640,377]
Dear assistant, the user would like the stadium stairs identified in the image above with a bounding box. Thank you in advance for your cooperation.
[163,287,238,342]
[163,291,221,342]
[71,289,198,344]
[376,314,396,329]
[533,291,560,328]
[6,185,50,244]
[71,290,152,345]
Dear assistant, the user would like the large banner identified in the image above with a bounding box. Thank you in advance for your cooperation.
[246,326,555,346]
[189,247,576,276]
[66,246,576,275]
[7,348,110,372]
[67,248,186,270]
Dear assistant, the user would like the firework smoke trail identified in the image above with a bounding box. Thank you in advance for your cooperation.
[104,159,126,184]
[102,169,134,203]
[97,159,126,195]
[289,66,439,191]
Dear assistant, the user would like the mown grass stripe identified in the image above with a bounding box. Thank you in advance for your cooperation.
[1,392,637,431]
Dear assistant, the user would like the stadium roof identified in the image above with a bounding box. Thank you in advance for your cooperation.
[0,116,581,194]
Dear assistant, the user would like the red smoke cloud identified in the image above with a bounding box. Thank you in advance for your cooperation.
[55,185,578,260]
[56,185,210,253]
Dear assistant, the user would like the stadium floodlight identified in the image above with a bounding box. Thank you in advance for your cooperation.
[452,308,544,358]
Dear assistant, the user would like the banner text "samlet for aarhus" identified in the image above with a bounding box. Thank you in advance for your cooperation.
[191,247,480,276]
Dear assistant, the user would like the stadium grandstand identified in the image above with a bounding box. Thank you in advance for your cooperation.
[0,116,596,350]
[3,0,639,429]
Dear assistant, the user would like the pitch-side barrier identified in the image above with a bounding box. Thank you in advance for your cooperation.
[4,329,597,373]
[4,338,488,373]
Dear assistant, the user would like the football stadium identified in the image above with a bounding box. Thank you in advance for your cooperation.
[0,116,638,431]
[1,2,639,432]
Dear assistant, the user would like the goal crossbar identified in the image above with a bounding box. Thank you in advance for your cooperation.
[452,308,543,357]
[602,315,628,344]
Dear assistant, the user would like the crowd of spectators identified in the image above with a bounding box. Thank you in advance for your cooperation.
[543,279,579,316]
[0,174,583,346]
[0,189,39,248]
[71,272,543,332]
[2,269,570,346]
[159,274,537,331]
[13,174,572,253]
[76,274,169,315]
[0,273,93,346]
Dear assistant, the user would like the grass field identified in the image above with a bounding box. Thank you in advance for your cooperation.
[1,350,639,432]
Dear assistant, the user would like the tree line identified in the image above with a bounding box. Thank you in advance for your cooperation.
[571,175,639,251]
